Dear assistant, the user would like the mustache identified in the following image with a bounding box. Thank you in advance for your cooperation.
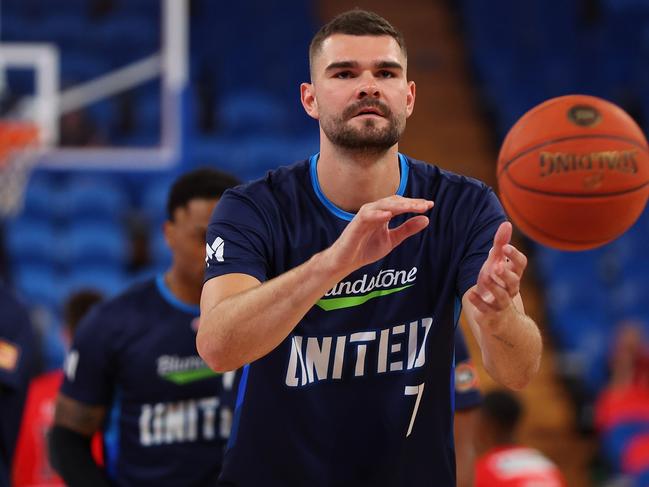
[342,100,392,120]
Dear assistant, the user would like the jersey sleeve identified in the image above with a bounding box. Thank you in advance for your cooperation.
[456,188,507,297]
[60,307,116,406]
[454,328,481,411]
[204,189,273,284]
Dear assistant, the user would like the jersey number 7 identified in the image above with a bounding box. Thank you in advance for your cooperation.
[404,383,425,437]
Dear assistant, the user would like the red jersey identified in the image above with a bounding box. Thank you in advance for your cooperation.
[12,370,103,487]
[475,445,566,487]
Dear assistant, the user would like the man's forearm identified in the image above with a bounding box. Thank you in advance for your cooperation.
[198,249,350,372]
[477,301,542,390]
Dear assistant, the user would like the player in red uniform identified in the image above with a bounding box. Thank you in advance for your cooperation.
[475,390,566,487]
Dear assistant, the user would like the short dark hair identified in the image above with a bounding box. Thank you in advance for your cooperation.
[64,290,103,335]
[166,168,240,221]
[309,9,407,72]
[481,390,523,434]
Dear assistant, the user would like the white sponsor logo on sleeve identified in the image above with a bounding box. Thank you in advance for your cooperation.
[205,237,225,267]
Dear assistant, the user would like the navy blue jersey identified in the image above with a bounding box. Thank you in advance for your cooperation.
[453,328,482,411]
[205,154,506,487]
[61,277,236,487]
[0,284,38,487]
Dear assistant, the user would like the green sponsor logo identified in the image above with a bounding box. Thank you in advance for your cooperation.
[317,267,417,311]
[161,367,221,385]
[317,284,414,311]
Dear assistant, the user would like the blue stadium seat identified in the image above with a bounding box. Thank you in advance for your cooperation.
[60,222,130,267]
[58,178,128,222]
[5,218,59,268]
[21,176,60,220]
[91,16,158,61]
[37,14,85,47]
[217,91,289,136]
[14,266,63,311]
[61,52,111,83]
[611,271,649,326]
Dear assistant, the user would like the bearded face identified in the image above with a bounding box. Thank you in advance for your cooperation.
[319,98,406,153]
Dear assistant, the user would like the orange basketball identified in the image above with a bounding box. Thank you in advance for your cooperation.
[497,94,649,251]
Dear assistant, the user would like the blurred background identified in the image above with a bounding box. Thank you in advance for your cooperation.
[1,1,648,485]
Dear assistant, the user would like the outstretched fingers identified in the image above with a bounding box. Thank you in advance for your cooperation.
[389,215,430,246]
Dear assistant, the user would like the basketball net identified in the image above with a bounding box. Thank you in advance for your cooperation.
[0,122,41,218]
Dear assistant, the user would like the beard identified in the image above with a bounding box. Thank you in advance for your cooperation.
[320,100,405,154]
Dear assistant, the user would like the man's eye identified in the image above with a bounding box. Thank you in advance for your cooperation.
[335,71,352,79]
[378,70,394,78]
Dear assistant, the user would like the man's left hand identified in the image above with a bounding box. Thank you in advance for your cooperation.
[466,222,528,329]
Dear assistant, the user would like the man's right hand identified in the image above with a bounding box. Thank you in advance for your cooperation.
[326,195,433,274]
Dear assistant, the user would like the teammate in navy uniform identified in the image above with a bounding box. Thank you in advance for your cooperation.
[198,10,542,487]
[49,168,240,487]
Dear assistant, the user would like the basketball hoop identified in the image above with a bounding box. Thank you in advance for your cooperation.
[0,122,41,218]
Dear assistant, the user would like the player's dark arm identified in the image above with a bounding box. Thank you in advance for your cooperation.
[49,393,111,487]
[454,408,479,487]
[198,196,433,372]
[463,223,542,390]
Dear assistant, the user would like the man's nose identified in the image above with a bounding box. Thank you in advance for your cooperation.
[357,72,380,99]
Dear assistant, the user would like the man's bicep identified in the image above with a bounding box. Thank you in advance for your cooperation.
[200,273,262,313]
[54,393,106,436]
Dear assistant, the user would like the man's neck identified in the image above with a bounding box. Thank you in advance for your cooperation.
[316,143,402,212]
[164,268,201,306]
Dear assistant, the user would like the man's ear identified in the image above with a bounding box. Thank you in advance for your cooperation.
[405,81,416,118]
[300,82,319,120]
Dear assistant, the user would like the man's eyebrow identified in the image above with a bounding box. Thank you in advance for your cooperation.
[325,61,359,71]
[375,61,403,70]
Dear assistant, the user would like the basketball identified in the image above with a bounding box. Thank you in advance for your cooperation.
[497,94,649,251]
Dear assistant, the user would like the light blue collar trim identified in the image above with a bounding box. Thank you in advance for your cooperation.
[309,153,409,222]
[156,275,200,315]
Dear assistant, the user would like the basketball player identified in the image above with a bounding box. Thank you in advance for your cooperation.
[198,10,542,486]
[474,390,566,486]
[49,168,240,486]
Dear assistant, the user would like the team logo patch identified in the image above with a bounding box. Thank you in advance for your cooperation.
[455,362,478,392]
[205,237,224,267]
[0,339,20,371]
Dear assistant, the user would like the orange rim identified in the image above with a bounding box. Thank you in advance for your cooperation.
[0,122,39,165]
